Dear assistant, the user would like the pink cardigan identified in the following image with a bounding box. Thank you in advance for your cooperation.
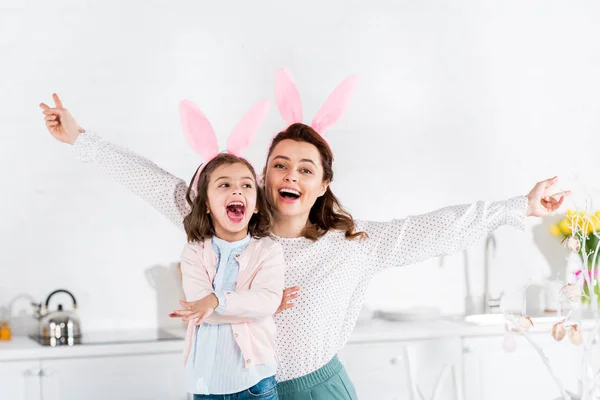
[180,236,285,367]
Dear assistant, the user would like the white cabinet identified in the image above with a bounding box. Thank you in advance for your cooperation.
[0,360,42,400]
[0,353,186,400]
[339,338,463,400]
[340,334,584,400]
[462,335,583,400]
[40,352,186,400]
[2,328,590,400]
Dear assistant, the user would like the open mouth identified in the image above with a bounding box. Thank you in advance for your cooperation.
[278,188,301,202]
[226,201,246,223]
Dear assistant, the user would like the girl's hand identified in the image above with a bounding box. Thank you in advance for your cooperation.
[276,286,300,314]
[169,294,219,326]
[39,93,85,145]
[526,176,571,217]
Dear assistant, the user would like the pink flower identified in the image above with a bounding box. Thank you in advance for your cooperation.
[574,269,599,278]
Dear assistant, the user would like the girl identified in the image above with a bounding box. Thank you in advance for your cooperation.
[178,153,283,400]
[41,69,567,399]
[160,98,284,399]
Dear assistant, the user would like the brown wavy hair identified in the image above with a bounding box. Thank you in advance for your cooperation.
[263,123,366,241]
[184,153,272,242]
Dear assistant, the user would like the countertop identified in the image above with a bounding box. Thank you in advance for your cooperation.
[350,313,597,343]
[1,314,596,362]
[0,328,187,362]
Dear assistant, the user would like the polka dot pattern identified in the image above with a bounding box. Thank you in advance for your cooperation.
[74,132,528,381]
[74,131,191,224]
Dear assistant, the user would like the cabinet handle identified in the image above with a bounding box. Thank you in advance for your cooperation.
[40,368,55,377]
[390,356,403,365]
[23,368,41,377]
[462,346,472,354]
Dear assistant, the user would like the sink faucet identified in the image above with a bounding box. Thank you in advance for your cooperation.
[484,234,503,313]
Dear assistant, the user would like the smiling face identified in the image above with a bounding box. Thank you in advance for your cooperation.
[183,153,273,243]
[265,139,329,221]
[206,162,258,241]
[261,123,365,241]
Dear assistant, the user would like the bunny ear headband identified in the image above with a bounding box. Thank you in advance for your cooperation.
[274,67,357,139]
[179,97,271,193]
[180,68,353,191]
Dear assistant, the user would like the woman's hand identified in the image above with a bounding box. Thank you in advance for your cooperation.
[526,176,571,217]
[276,286,300,314]
[39,93,85,145]
[169,294,219,326]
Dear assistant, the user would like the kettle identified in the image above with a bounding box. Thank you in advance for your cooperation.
[36,289,82,346]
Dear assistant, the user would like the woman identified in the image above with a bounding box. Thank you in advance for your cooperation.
[40,93,567,399]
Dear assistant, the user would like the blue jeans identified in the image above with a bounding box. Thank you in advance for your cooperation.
[193,376,278,400]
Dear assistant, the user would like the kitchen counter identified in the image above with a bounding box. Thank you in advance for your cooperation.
[4,313,593,362]
[3,315,595,400]
[351,312,600,343]
[0,328,187,362]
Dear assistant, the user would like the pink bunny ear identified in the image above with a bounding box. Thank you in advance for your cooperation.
[179,99,219,161]
[311,75,357,135]
[227,98,271,156]
[274,68,303,127]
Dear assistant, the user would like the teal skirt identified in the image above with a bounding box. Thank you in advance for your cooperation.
[277,356,359,400]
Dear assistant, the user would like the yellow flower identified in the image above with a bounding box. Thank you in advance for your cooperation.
[567,209,576,218]
[550,224,562,237]
[590,215,600,233]
[569,214,587,232]
[572,213,599,235]
[558,218,573,236]
[563,211,600,235]
[585,219,595,235]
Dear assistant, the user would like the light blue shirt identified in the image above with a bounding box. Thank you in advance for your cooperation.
[184,234,277,395]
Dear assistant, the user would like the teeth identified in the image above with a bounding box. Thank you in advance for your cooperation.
[227,201,244,207]
[279,188,300,196]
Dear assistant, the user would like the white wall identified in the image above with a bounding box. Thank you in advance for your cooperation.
[1,0,600,332]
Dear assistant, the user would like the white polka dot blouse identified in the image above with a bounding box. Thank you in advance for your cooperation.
[73,131,528,381]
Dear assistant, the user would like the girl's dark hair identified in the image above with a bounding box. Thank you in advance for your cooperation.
[263,123,366,241]
[184,153,272,242]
